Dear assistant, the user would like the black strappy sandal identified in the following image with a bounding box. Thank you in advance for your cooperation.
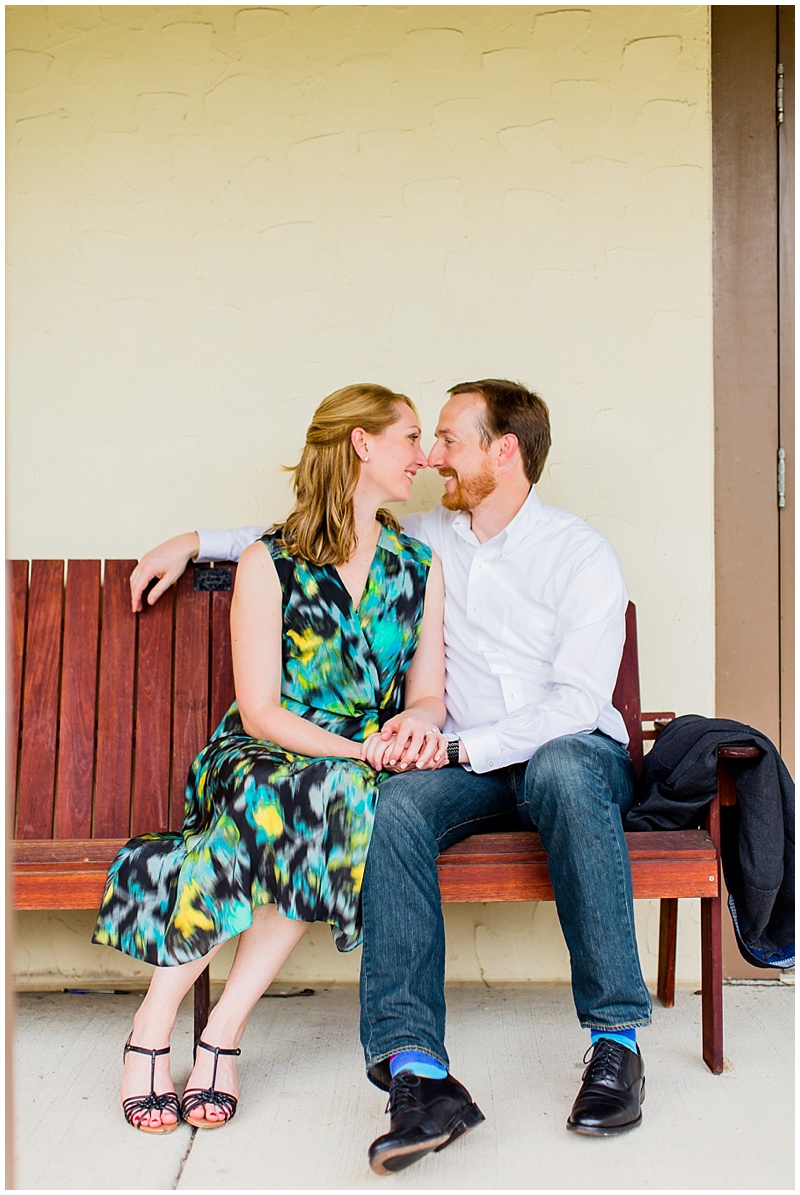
[122,1034,180,1134]
[180,1039,241,1129]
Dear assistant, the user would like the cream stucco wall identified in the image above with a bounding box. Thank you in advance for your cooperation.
[8,5,714,988]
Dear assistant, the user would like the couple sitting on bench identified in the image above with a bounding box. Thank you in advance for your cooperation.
[93,377,649,1174]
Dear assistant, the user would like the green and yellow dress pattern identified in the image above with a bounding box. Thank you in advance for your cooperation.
[93,526,432,964]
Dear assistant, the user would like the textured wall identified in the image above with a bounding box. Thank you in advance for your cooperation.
[8,5,712,985]
[14,898,703,990]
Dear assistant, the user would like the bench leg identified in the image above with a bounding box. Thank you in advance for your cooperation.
[698,765,727,1074]
[657,898,678,1007]
[700,892,724,1073]
[193,965,210,1046]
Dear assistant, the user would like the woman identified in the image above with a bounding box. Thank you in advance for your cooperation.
[93,383,446,1133]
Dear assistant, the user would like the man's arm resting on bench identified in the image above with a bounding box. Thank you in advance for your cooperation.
[130,525,265,611]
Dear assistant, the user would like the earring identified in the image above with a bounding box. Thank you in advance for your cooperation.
[364,454,370,462]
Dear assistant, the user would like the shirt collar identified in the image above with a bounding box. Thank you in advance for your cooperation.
[501,485,543,551]
[378,523,404,556]
[451,485,543,552]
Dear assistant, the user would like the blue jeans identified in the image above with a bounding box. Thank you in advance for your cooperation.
[359,732,652,1089]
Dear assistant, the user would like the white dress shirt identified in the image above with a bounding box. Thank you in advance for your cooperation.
[197,487,629,773]
[402,488,628,772]
[197,526,266,563]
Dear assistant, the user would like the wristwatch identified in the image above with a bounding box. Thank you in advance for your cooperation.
[445,735,461,767]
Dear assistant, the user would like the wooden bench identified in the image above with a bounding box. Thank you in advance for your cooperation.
[9,558,751,1074]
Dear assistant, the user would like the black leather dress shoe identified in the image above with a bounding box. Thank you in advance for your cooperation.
[566,1038,645,1136]
[368,1071,485,1175]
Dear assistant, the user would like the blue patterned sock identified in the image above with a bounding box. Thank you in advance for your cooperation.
[390,1049,448,1080]
[591,1028,638,1054]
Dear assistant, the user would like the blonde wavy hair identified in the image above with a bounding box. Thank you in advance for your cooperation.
[274,383,418,565]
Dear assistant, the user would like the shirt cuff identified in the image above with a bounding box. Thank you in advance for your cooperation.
[458,726,505,774]
[196,528,238,563]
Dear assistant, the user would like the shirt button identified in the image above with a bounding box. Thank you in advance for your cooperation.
[472,605,478,613]
[488,759,496,768]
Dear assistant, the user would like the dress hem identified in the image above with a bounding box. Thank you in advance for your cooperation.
[92,891,362,966]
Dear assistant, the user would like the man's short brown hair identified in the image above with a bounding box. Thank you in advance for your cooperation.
[447,379,551,484]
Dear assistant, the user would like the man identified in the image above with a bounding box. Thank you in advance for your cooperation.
[131,379,650,1174]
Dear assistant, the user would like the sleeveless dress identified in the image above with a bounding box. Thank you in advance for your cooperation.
[92,526,432,965]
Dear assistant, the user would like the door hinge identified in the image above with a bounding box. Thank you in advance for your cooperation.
[778,448,786,508]
[777,63,785,125]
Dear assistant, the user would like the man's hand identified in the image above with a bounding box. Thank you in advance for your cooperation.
[361,732,399,772]
[130,531,200,612]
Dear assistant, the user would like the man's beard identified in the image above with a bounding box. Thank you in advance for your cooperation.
[439,462,497,511]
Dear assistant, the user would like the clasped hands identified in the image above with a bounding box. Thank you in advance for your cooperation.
[360,714,447,772]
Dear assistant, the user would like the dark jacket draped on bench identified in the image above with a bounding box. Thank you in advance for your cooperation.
[625,715,795,970]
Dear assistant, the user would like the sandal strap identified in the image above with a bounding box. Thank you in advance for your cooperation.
[181,1086,238,1122]
[124,1042,171,1058]
[194,1039,241,1089]
[123,1033,172,1094]
[196,1039,241,1057]
[123,1090,179,1127]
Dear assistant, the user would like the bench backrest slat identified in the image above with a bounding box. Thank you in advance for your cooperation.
[12,559,239,844]
[171,569,212,830]
[132,590,174,836]
[613,602,643,777]
[55,561,101,839]
[210,587,235,734]
[94,561,137,837]
[7,560,29,803]
[16,561,65,839]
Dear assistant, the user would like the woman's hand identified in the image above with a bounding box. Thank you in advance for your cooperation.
[410,728,448,770]
[378,715,448,771]
[361,725,447,772]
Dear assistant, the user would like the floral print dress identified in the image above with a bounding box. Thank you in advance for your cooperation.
[93,526,432,965]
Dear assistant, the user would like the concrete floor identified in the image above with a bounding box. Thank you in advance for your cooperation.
[10,982,794,1191]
